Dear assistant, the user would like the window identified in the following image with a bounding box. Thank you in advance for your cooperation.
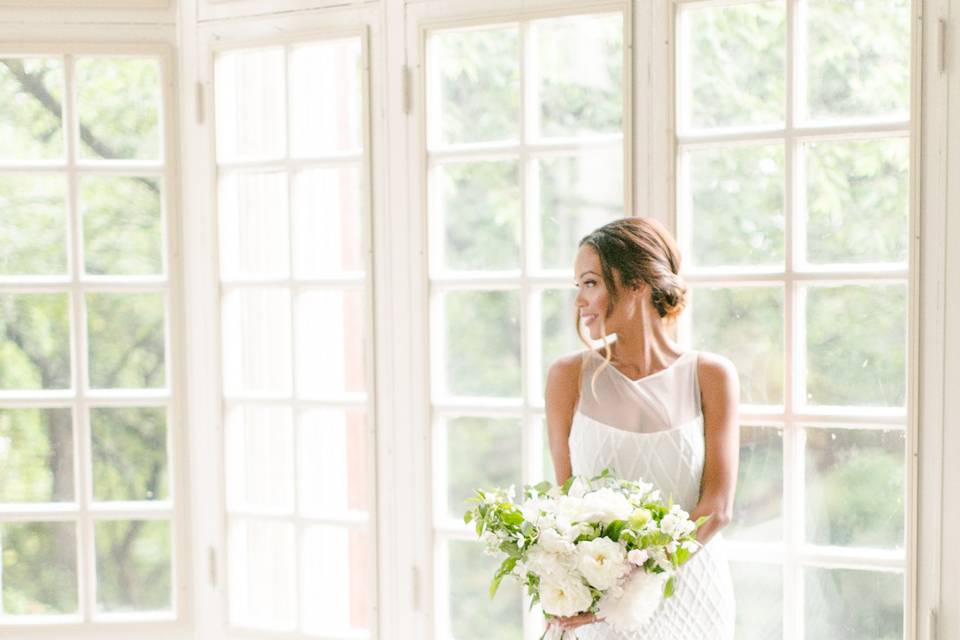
[422,9,629,639]
[210,31,376,638]
[675,1,913,637]
[0,46,179,623]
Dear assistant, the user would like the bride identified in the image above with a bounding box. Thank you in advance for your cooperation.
[544,217,738,639]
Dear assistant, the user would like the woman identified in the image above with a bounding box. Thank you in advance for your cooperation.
[544,217,739,639]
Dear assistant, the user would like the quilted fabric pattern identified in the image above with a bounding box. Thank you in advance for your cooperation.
[565,351,736,639]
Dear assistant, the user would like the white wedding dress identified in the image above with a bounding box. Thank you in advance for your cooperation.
[567,348,736,640]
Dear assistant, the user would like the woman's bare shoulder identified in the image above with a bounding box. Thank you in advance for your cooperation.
[545,351,587,404]
[694,350,739,399]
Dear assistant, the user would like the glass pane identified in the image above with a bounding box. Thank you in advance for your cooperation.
[301,526,370,635]
[95,519,171,613]
[537,147,623,270]
[684,2,785,130]
[433,160,520,272]
[225,405,293,512]
[532,13,623,138]
[731,561,782,640]
[691,286,784,405]
[219,171,289,279]
[0,293,70,390]
[447,539,523,639]
[293,166,363,277]
[804,427,905,549]
[87,292,165,389]
[728,425,782,542]
[687,144,784,267]
[805,0,910,122]
[804,138,908,265]
[0,174,67,275]
[445,416,522,518]
[81,176,163,275]
[0,57,64,160]
[299,408,368,515]
[76,57,161,161]
[295,289,365,397]
[804,568,903,639]
[228,519,296,629]
[442,290,521,398]
[221,288,291,396]
[804,284,906,407]
[215,48,285,161]
[91,407,167,502]
[0,408,73,502]
[540,288,581,391]
[0,521,77,615]
[429,25,519,146]
[289,39,363,157]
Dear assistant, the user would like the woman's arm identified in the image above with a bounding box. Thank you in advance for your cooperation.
[544,353,582,486]
[690,353,740,545]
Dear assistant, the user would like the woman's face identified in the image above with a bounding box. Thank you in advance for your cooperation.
[574,244,640,340]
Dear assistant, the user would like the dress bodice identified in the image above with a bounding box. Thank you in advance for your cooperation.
[568,348,705,511]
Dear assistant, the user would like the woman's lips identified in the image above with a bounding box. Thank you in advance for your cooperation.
[581,313,597,326]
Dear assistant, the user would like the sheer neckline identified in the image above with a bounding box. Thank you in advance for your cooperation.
[573,410,703,437]
[595,349,697,384]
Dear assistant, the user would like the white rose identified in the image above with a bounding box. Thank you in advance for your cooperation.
[580,488,633,525]
[526,542,575,579]
[576,538,628,590]
[539,572,593,617]
[538,527,575,554]
[596,569,667,632]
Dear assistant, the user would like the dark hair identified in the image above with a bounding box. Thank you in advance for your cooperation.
[578,216,687,323]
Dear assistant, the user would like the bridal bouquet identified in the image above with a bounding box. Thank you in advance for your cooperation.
[463,470,707,637]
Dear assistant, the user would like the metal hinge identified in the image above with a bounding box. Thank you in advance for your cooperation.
[208,546,217,587]
[402,65,412,115]
[412,565,421,610]
[196,82,205,124]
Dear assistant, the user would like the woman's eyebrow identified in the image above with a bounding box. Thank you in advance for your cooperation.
[578,270,600,279]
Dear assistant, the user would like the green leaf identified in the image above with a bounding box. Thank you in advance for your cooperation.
[561,476,574,495]
[533,480,552,494]
[603,520,627,541]
[464,511,473,524]
[663,576,675,598]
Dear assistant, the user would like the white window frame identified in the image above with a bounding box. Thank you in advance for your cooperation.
[181,3,389,640]
[0,38,191,640]
[405,2,635,639]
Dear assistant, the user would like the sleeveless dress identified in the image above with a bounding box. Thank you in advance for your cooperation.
[567,348,736,640]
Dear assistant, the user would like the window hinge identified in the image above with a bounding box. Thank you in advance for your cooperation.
[411,565,421,610]
[196,82,205,124]
[402,65,412,115]
[208,546,217,587]
[928,608,937,640]
[939,18,948,75]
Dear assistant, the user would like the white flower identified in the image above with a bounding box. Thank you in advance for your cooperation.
[647,547,672,572]
[538,527,575,554]
[539,573,593,617]
[568,477,589,499]
[580,488,633,525]
[659,505,695,539]
[576,538,629,590]
[596,569,667,632]
[526,540,576,579]
[627,549,649,566]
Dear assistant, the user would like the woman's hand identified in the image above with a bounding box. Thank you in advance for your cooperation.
[549,612,599,630]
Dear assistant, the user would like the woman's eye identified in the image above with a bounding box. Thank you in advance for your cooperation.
[584,280,596,287]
